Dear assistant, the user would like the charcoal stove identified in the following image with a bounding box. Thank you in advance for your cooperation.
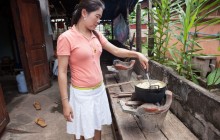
[119,90,173,132]
[112,59,136,82]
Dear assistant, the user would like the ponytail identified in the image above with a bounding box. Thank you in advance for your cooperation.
[71,4,81,26]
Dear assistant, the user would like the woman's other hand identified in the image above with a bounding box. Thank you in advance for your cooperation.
[63,102,74,122]
[137,52,149,70]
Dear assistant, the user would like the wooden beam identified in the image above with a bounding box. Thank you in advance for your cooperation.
[136,4,142,52]
[148,0,154,57]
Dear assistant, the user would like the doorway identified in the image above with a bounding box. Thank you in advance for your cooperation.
[0,0,52,105]
[0,1,23,105]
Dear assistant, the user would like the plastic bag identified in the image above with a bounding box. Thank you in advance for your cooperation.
[113,14,129,43]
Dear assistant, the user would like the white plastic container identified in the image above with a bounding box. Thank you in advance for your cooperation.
[16,71,28,93]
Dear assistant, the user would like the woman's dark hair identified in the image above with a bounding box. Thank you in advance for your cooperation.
[71,0,105,26]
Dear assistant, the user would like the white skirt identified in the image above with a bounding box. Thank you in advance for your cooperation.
[67,83,112,139]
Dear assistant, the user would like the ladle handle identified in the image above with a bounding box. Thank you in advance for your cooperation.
[145,69,148,74]
[145,69,151,87]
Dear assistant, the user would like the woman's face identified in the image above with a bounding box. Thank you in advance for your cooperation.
[84,8,103,30]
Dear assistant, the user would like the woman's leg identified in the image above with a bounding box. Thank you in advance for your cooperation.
[93,130,101,140]
[73,135,85,140]
[80,136,85,140]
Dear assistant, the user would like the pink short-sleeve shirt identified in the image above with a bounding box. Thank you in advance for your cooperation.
[57,25,108,87]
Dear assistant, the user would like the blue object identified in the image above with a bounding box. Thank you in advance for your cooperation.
[16,71,28,93]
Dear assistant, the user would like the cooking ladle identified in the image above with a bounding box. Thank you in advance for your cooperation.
[145,69,152,88]
[145,70,159,89]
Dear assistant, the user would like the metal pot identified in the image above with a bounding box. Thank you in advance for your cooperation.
[132,80,166,103]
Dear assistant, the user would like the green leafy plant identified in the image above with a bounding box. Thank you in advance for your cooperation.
[168,0,202,83]
[169,0,220,83]
[207,68,220,86]
[148,0,171,63]
[207,47,220,87]
[145,0,183,64]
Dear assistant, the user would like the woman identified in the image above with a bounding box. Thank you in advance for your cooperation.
[57,0,149,139]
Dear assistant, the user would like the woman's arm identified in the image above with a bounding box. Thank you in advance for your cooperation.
[58,55,73,121]
[103,42,149,69]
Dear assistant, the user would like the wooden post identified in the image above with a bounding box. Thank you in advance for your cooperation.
[127,7,130,41]
[148,0,154,57]
[136,4,141,52]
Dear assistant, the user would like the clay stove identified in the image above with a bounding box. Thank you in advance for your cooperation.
[112,59,136,82]
[120,90,173,132]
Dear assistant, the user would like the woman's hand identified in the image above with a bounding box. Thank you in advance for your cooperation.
[62,102,74,122]
[137,52,149,70]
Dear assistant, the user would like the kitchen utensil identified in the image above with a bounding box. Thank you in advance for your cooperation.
[132,80,166,103]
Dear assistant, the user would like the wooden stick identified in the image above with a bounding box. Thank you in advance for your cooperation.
[112,94,132,98]
[111,91,134,95]
[105,80,146,88]
[125,101,143,106]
